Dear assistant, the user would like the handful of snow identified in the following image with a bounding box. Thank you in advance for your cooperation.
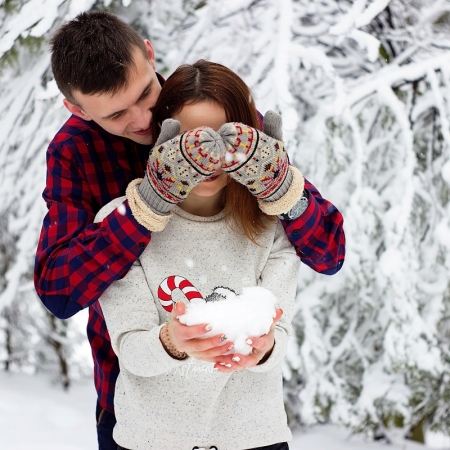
[177,286,277,355]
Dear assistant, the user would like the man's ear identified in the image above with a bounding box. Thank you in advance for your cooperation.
[63,98,92,121]
[144,39,156,70]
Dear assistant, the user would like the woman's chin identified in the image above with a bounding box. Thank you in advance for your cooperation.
[191,175,228,197]
[190,185,226,197]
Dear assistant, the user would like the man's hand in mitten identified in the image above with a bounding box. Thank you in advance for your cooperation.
[126,119,226,231]
[218,111,304,216]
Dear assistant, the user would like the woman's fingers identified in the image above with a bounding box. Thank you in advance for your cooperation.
[173,300,186,317]
[169,302,235,358]
[245,334,270,352]
[214,310,283,370]
[169,302,211,343]
[214,362,237,372]
[213,351,261,372]
[189,340,234,359]
[174,321,213,341]
[243,307,283,351]
[273,308,283,324]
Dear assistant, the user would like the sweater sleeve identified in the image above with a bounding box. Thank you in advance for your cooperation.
[248,220,300,373]
[95,199,190,377]
[99,258,191,377]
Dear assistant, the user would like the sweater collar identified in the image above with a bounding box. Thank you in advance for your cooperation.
[172,205,225,222]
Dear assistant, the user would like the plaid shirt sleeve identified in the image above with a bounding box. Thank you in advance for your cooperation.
[280,178,345,275]
[34,138,151,320]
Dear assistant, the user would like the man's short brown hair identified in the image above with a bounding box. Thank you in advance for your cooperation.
[50,11,147,104]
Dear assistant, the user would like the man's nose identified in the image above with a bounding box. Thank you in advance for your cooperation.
[131,106,152,130]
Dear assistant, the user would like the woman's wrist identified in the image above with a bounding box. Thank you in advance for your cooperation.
[257,342,275,365]
[160,323,188,360]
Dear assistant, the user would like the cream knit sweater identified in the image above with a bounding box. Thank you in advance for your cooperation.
[95,197,300,450]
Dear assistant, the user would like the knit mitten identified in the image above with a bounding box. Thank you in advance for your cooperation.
[218,111,304,215]
[126,119,226,231]
[140,119,226,213]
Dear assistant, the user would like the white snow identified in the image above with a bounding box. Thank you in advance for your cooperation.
[0,371,97,450]
[349,29,380,63]
[442,159,450,186]
[178,286,277,355]
[0,0,66,57]
[116,203,127,216]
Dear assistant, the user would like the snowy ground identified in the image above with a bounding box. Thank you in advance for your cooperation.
[1,371,449,450]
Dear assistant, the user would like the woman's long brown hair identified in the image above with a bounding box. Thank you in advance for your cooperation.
[152,59,275,243]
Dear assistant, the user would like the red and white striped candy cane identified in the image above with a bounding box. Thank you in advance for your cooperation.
[158,275,203,312]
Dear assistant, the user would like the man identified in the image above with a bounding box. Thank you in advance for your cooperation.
[34,10,345,450]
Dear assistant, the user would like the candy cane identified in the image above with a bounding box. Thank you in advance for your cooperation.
[158,275,203,312]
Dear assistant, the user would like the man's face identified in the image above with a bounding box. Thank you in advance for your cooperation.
[65,41,162,145]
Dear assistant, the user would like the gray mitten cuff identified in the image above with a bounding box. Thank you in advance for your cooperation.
[126,179,172,232]
[258,166,305,216]
[137,172,175,216]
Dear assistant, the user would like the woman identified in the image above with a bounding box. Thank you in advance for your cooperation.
[95,60,301,450]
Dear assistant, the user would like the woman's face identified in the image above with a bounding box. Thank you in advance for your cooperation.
[172,101,228,198]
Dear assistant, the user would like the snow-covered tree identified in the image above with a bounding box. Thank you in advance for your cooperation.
[1,0,450,441]
[146,0,450,440]
[0,0,124,386]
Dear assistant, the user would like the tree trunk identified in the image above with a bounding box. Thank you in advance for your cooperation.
[408,418,426,444]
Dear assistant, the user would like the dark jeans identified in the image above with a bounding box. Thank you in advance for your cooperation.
[96,401,118,450]
[118,443,289,449]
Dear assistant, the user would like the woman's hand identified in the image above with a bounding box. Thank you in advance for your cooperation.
[213,308,283,373]
[162,301,234,362]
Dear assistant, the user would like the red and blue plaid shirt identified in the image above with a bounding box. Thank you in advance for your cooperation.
[35,114,345,413]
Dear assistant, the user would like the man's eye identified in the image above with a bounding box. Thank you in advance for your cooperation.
[139,90,151,101]
[109,114,123,121]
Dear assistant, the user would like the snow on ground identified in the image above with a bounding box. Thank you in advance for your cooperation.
[0,370,448,450]
[0,371,97,450]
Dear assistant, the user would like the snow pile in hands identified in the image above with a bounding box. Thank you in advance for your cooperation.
[178,286,277,355]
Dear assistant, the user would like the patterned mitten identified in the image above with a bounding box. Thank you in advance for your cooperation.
[138,119,225,214]
[126,119,226,231]
[218,111,304,215]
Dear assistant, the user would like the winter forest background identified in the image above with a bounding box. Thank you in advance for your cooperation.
[0,0,450,445]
